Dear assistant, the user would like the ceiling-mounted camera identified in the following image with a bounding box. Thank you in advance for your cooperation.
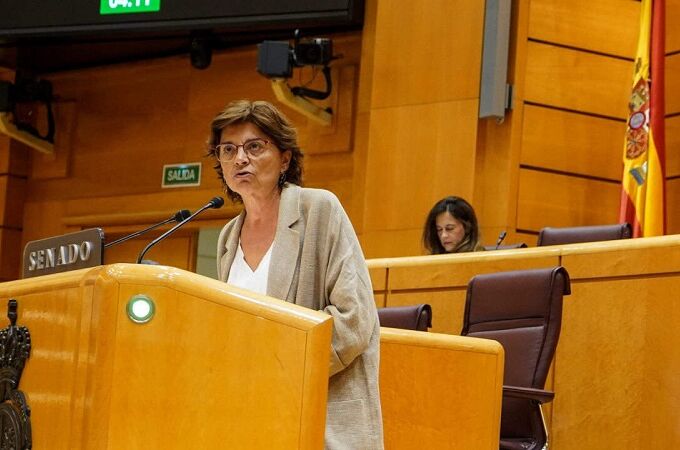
[257,30,335,79]
[256,30,340,126]
[293,38,333,66]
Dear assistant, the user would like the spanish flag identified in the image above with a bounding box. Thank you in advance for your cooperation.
[619,0,666,237]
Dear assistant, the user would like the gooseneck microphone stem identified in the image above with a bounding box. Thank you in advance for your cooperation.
[104,209,191,248]
[136,197,224,264]
[495,231,507,250]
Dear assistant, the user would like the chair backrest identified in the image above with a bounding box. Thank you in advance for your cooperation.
[461,267,570,447]
[483,243,528,251]
[377,304,432,331]
[536,223,632,246]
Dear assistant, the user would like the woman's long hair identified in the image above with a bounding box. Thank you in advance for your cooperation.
[422,196,482,254]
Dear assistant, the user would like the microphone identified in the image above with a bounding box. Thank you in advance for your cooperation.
[495,231,507,250]
[104,209,191,248]
[136,196,224,264]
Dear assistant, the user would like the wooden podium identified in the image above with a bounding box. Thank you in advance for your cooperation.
[0,264,333,449]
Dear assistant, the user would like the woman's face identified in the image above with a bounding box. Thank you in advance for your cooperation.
[219,122,291,201]
[435,211,466,253]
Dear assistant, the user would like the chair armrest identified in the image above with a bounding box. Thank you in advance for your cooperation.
[503,385,554,404]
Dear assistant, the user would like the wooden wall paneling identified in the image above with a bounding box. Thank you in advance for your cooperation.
[666,53,680,115]
[360,229,424,260]
[660,177,679,233]
[103,233,197,270]
[0,138,29,176]
[0,175,26,229]
[667,0,680,53]
[353,0,486,258]
[367,237,680,449]
[0,68,13,81]
[11,280,87,448]
[0,228,22,280]
[387,289,466,334]
[373,293,386,309]
[295,63,358,155]
[186,36,361,158]
[473,0,531,248]
[31,101,77,179]
[638,278,680,449]
[372,250,562,333]
[528,0,639,58]
[369,0,485,109]
[667,116,680,178]
[380,330,504,450]
[477,229,534,249]
[361,100,479,249]
[559,235,680,279]
[515,230,539,247]
[0,142,29,280]
[33,59,192,200]
[186,49,274,165]
[475,110,524,248]
[524,42,632,118]
[368,266,387,292]
[301,152,354,205]
[552,278,649,450]
[350,0,378,230]
[516,168,620,232]
[551,274,680,450]
[383,252,560,291]
[478,225,509,249]
[351,110,370,229]
[20,200,67,244]
[521,104,626,180]
[60,189,240,227]
[0,137,9,172]
[22,35,360,254]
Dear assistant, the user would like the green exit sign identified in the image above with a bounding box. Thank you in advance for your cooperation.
[100,0,161,15]
[162,163,201,188]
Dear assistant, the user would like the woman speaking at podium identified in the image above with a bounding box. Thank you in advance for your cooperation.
[208,100,383,449]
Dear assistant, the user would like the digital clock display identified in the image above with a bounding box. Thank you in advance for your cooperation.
[100,0,161,15]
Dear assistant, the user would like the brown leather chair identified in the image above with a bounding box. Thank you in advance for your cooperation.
[536,223,632,246]
[461,267,571,450]
[377,304,432,331]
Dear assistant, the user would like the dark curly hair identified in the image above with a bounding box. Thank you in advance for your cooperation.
[422,196,482,254]
[206,100,304,203]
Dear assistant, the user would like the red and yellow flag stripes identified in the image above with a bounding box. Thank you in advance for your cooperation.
[619,0,666,237]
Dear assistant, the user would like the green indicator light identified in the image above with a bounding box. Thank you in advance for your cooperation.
[126,295,156,323]
[100,0,161,15]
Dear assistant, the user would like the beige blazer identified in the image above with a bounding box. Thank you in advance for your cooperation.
[217,184,384,450]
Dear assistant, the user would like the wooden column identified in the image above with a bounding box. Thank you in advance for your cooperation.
[0,136,28,281]
[353,0,487,258]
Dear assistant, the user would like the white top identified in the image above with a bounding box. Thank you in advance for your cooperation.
[226,240,272,295]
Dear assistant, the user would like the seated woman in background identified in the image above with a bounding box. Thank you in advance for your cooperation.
[422,196,483,254]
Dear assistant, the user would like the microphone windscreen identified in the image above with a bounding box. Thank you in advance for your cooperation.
[209,196,225,209]
[174,209,191,222]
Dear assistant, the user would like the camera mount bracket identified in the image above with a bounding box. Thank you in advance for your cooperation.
[0,77,55,154]
[290,66,332,100]
[271,78,332,126]
[0,112,54,154]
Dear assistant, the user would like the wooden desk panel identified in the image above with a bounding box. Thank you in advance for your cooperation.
[380,329,503,450]
[368,235,680,449]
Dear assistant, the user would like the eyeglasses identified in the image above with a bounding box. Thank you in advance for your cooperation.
[213,138,270,162]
